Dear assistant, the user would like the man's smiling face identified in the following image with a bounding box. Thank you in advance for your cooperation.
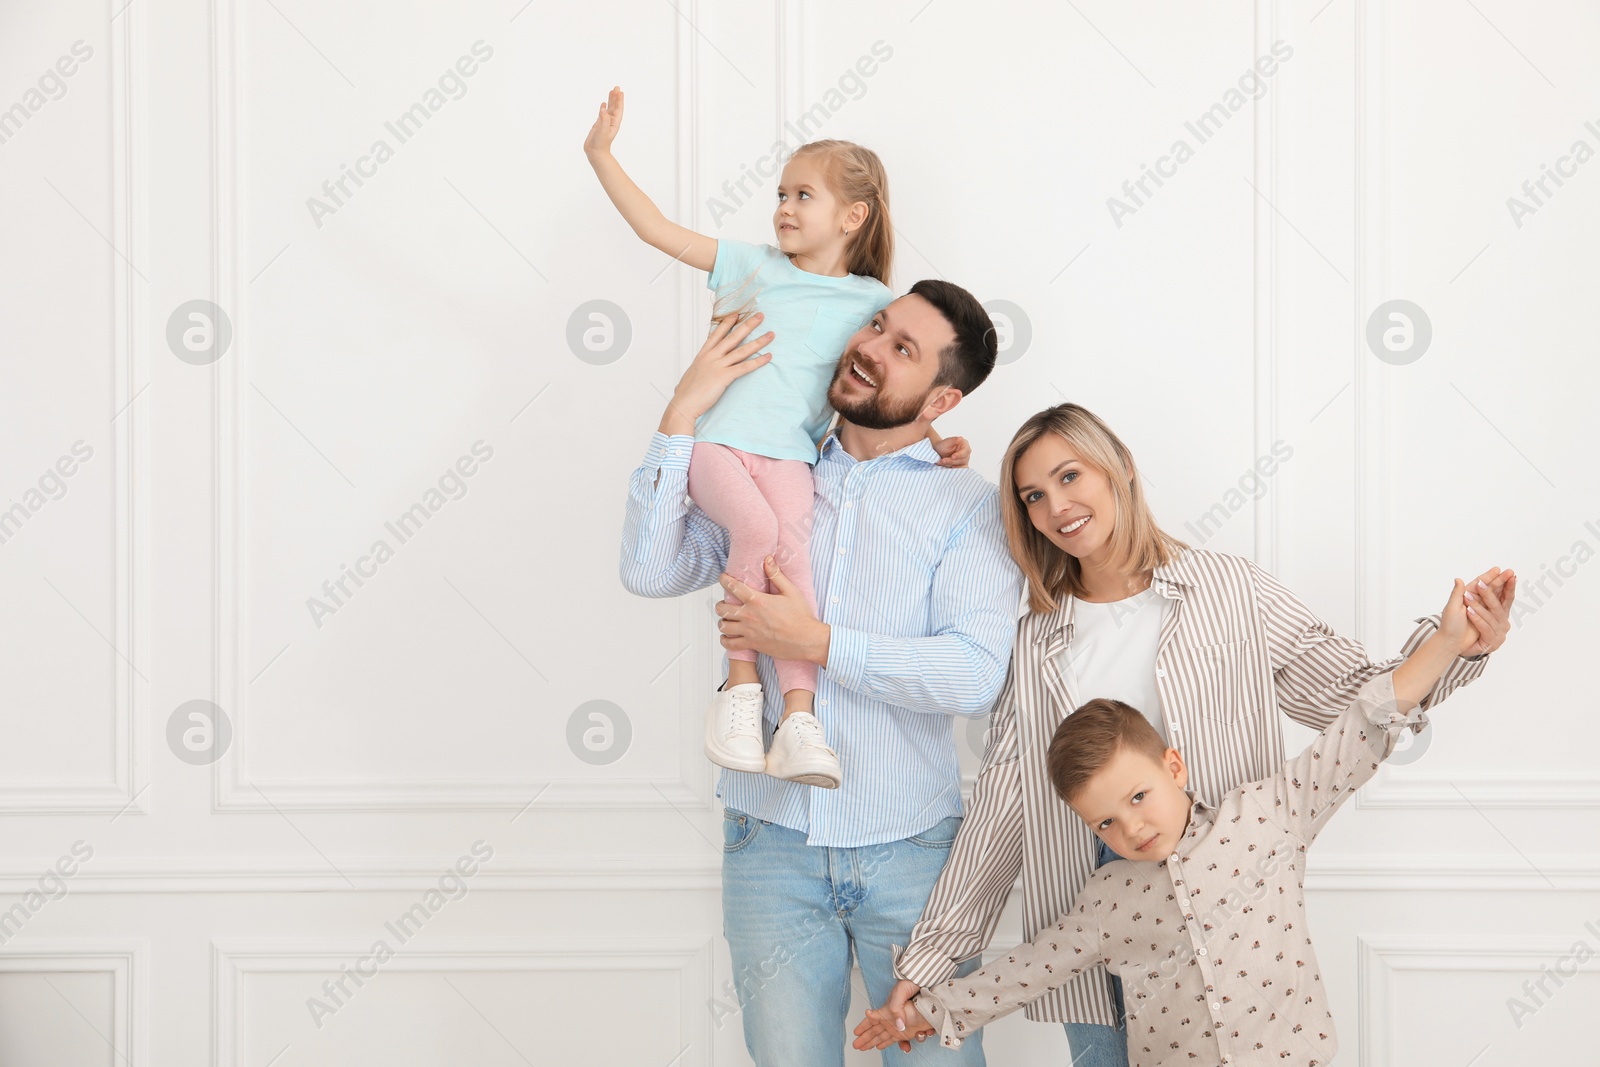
[826,293,956,431]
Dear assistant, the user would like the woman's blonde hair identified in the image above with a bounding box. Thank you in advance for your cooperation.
[998,403,1189,615]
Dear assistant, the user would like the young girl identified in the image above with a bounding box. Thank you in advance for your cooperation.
[585,86,961,789]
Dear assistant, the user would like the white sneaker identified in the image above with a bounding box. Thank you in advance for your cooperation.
[765,712,841,789]
[704,683,766,772]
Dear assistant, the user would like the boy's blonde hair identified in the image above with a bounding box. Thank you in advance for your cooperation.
[1047,698,1169,805]
[998,404,1189,615]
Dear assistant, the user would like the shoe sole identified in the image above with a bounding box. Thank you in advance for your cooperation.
[705,709,766,773]
[778,771,840,789]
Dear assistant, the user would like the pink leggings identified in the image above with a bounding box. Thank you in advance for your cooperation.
[687,442,820,697]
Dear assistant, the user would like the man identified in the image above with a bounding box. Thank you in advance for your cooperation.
[619,281,1024,1065]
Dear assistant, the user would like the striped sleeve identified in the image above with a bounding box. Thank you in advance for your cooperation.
[895,651,1027,988]
[825,492,1021,717]
[618,432,729,599]
[1397,612,1488,725]
[1247,559,1483,733]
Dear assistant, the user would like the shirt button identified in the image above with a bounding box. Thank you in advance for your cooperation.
[837,548,846,555]
[844,501,853,508]
[1156,668,1166,678]
[1210,1001,1219,1010]
[1180,898,1191,908]
[830,597,839,604]
[1197,947,1207,956]
[820,700,828,706]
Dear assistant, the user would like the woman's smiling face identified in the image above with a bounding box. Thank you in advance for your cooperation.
[1014,433,1120,567]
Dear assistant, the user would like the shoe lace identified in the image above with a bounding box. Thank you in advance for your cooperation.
[786,713,829,751]
[727,688,763,734]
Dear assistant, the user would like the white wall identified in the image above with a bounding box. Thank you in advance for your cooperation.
[0,0,1593,1062]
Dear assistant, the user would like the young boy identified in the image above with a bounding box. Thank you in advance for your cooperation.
[854,576,1499,1066]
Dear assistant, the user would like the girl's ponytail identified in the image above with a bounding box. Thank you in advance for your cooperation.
[792,140,894,286]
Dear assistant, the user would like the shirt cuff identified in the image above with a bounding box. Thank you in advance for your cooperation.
[1357,670,1429,732]
[825,625,872,692]
[894,944,960,991]
[645,431,696,472]
[910,991,966,1050]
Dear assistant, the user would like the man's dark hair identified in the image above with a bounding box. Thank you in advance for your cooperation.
[909,278,999,397]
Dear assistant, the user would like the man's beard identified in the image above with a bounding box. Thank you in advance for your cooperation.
[827,353,931,431]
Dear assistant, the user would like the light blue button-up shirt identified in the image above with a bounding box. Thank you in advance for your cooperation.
[619,427,1025,847]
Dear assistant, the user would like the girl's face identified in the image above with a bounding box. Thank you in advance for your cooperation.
[773,154,856,254]
[1014,434,1121,571]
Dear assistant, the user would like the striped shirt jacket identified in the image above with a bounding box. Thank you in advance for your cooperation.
[893,547,1488,1027]
[619,429,1026,847]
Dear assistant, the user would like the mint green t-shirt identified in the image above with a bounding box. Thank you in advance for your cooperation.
[693,239,892,463]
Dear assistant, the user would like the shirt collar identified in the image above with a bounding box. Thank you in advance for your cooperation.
[1033,549,1197,648]
[1175,788,1214,848]
[818,424,942,466]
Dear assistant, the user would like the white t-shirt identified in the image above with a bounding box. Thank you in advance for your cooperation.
[1057,585,1170,746]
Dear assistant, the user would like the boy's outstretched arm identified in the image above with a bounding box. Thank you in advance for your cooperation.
[584,86,717,271]
[878,896,1101,1051]
[1257,576,1495,845]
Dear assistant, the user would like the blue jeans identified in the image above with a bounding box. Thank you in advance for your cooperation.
[1061,837,1130,1067]
[722,807,985,1066]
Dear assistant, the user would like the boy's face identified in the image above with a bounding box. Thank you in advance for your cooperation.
[1068,744,1194,861]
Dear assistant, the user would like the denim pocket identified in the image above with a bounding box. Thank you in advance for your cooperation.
[907,815,963,850]
[722,807,761,853]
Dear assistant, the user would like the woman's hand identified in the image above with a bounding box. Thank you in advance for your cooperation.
[657,313,774,437]
[1439,566,1516,657]
[853,1001,935,1051]
[1459,566,1516,659]
[583,85,624,157]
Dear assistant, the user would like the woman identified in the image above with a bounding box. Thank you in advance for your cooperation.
[876,403,1515,1065]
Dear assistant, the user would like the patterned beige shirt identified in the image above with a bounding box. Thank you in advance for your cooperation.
[895,548,1487,1027]
[913,671,1414,1065]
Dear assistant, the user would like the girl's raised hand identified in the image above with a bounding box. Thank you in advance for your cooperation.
[583,86,625,157]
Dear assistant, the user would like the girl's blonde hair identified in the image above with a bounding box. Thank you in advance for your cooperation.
[789,139,894,285]
[710,139,894,324]
[998,403,1189,615]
